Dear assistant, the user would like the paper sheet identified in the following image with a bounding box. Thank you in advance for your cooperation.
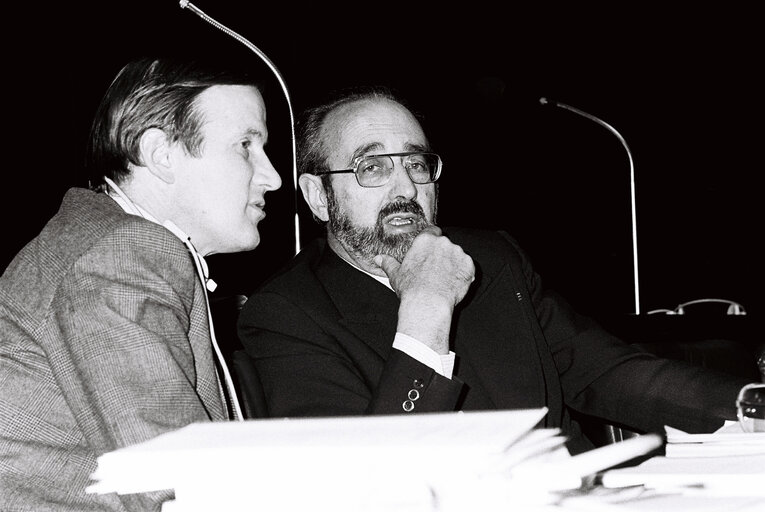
[600,453,765,497]
[664,422,765,457]
[89,408,578,511]
[87,409,685,512]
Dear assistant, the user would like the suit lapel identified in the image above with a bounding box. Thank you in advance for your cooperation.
[316,247,399,360]
[182,259,229,420]
[446,232,549,412]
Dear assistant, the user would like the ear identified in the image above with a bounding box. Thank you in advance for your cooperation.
[299,174,329,222]
[138,128,175,184]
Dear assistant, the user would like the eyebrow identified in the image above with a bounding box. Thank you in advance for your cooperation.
[349,143,383,162]
[244,128,268,144]
[349,142,429,162]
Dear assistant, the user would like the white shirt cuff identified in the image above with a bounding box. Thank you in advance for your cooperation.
[392,332,455,379]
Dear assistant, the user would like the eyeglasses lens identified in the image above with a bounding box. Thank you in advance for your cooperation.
[357,153,439,187]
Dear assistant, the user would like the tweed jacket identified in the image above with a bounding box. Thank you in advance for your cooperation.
[0,188,227,512]
[238,227,748,454]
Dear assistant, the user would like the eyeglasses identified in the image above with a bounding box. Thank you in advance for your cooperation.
[315,151,442,188]
[736,382,765,432]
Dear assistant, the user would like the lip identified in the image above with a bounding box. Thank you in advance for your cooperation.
[248,202,266,218]
[383,212,418,225]
[383,213,420,232]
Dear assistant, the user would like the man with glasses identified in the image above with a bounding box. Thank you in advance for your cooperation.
[237,86,749,455]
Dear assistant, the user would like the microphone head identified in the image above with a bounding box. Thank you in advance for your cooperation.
[539,97,549,105]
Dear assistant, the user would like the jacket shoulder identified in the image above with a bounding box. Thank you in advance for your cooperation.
[442,227,529,273]
[251,237,326,296]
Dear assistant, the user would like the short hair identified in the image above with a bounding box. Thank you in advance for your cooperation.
[87,56,262,191]
[297,85,427,180]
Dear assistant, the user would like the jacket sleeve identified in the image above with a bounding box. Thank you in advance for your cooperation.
[502,232,749,435]
[237,290,463,418]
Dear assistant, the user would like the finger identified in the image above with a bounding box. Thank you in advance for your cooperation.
[419,225,442,237]
[374,254,400,277]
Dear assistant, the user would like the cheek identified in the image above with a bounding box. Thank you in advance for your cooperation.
[198,179,249,225]
[418,189,437,218]
[337,189,383,225]
[216,164,253,202]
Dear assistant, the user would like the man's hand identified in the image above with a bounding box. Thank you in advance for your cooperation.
[374,227,475,354]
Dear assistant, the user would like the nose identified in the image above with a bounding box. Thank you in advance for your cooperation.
[386,159,417,200]
[257,153,282,192]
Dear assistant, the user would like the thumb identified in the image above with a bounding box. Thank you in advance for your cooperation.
[374,254,400,278]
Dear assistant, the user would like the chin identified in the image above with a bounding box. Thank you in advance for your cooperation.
[240,233,261,252]
[220,228,261,254]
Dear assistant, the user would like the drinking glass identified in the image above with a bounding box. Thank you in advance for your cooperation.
[736,383,765,433]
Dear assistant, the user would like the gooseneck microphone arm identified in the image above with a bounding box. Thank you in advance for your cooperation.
[539,97,640,315]
[179,0,301,255]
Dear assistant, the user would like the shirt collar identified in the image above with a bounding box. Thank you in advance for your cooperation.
[338,254,393,292]
[104,177,160,223]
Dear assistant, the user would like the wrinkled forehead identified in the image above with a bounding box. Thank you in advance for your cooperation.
[321,98,428,160]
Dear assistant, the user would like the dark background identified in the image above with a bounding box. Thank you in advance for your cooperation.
[5,3,762,342]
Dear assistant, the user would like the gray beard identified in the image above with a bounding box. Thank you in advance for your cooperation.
[326,189,433,263]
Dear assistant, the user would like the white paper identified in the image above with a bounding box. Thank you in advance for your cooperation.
[87,409,682,512]
[511,433,664,493]
[89,408,579,511]
[600,453,765,497]
[664,423,765,458]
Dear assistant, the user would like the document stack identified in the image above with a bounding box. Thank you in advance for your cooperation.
[600,422,765,506]
[86,408,602,511]
[663,422,765,458]
[88,408,670,511]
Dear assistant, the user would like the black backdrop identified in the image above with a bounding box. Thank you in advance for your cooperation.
[5,2,762,327]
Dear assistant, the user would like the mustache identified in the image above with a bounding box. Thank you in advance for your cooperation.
[378,200,426,221]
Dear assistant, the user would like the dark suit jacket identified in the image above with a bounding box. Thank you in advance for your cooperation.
[238,227,748,454]
[0,188,227,512]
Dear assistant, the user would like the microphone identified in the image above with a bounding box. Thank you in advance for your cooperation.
[539,97,641,315]
[179,0,301,255]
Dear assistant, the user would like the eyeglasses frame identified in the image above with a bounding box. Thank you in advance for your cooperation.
[314,151,442,188]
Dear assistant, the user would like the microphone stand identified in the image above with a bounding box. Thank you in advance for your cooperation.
[539,98,640,315]
[179,0,301,255]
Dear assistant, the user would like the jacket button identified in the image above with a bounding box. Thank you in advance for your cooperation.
[402,400,415,412]
[413,379,425,389]
[408,389,420,401]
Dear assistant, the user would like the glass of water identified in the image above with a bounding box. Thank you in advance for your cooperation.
[736,383,765,433]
